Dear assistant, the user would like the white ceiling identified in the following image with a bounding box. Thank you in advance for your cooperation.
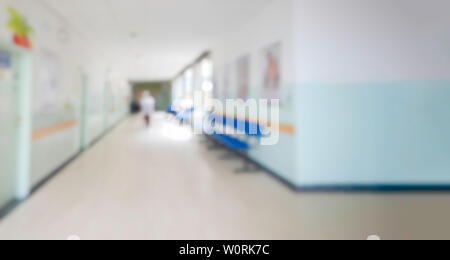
[41,0,274,81]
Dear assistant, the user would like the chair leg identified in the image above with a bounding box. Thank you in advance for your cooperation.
[220,150,236,160]
[235,152,260,173]
[208,142,222,151]
[199,135,209,144]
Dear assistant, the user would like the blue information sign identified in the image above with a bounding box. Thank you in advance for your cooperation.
[0,50,11,68]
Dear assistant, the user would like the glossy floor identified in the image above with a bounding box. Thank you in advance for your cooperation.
[1,114,450,240]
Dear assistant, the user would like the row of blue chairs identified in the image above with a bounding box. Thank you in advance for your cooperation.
[205,113,265,172]
[166,106,177,116]
[210,133,250,151]
[165,106,265,172]
[208,114,265,138]
[167,106,194,124]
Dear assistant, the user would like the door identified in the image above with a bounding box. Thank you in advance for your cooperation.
[80,73,88,150]
[103,81,111,130]
[0,49,17,208]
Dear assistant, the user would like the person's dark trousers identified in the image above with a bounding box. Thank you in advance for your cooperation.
[144,115,150,127]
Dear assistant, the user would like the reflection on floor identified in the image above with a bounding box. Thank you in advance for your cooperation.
[1,113,450,240]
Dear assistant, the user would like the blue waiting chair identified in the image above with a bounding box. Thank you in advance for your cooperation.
[204,113,265,172]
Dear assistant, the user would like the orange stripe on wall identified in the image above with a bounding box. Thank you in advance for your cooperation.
[32,120,78,141]
[267,122,296,136]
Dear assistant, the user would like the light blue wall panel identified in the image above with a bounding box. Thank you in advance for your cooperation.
[295,80,450,186]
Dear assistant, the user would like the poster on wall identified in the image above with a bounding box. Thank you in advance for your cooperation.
[7,7,33,49]
[261,42,282,102]
[222,64,231,99]
[236,55,250,100]
[88,90,103,115]
[34,49,78,129]
[0,50,12,84]
[183,69,194,99]
[35,49,62,115]
[212,67,220,99]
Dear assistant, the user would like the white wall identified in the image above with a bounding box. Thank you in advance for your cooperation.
[211,0,450,187]
[293,0,450,83]
[293,0,450,186]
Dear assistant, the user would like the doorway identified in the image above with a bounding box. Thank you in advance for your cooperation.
[0,42,32,210]
[80,73,88,151]
[0,48,17,208]
[131,81,172,112]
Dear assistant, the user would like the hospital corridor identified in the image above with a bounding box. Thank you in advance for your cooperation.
[1,0,450,242]
[1,114,450,240]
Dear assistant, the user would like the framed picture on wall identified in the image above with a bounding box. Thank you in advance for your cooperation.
[35,49,61,115]
[222,64,231,99]
[212,67,221,99]
[261,42,282,103]
[236,55,250,100]
[0,50,12,84]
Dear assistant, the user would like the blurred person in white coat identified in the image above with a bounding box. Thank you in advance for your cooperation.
[140,91,155,127]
